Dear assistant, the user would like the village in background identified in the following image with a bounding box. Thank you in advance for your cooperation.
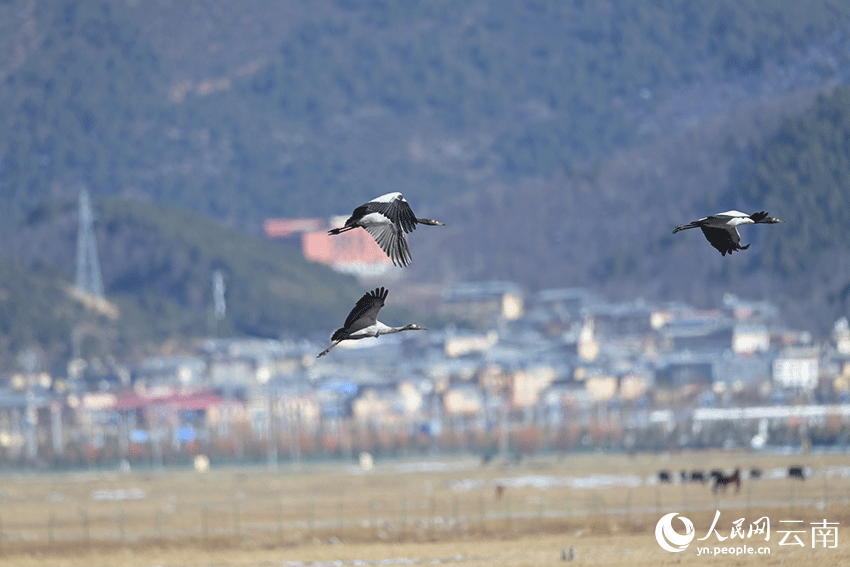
[1,200,849,472]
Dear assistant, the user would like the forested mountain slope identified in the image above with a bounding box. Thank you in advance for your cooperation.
[2,0,849,229]
[1,0,850,368]
[406,86,850,334]
[0,199,360,368]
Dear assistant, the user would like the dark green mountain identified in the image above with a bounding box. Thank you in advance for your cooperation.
[736,88,850,275]
[2,0,850,367]
[2,199,359,369]
[2,0,849,230]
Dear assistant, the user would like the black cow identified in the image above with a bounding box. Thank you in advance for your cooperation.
[713,468,741,494]
[658,470,672,483]
[789,466,806,480]
[690,470,707,483]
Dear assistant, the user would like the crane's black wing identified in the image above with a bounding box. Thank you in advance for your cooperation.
[700,226,749,256]
[341,287,388,332]
[362,223,412,267]
[365,195,418,234]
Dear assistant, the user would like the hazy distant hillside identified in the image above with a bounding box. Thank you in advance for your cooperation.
[0,257,92,371]
[408,85,850,334]
[0,199,360,369]
[2,0,849,230]
[2,0,850,360]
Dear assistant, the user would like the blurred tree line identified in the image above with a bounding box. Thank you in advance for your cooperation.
[735,87,850,275]
[0,199,360,370]
[1,0,848,230]
[2,0,850,367]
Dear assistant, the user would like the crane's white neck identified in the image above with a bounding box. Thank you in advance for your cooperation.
[373,321,407,336]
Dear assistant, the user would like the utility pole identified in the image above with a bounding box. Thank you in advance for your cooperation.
[212,270,226,337]
[267,389,278,470]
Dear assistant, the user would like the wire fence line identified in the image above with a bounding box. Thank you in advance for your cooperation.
[1,479,848,549]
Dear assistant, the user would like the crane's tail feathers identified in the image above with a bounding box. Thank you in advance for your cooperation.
[723,243,750,256]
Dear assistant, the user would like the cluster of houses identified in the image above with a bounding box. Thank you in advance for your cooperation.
[2,281,850,467]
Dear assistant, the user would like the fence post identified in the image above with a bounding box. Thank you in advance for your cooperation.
[48,510,55,544]
[233,501,241,536]
[401,498,408,541]
[79,507,90,544]
[276,500,283,541]
[119,503,126,542]
[338,500,345,541]
[505,495,512,533]
[655,485,661,514]
[429,497,436,540]
[453,495,460,534]
[479,495,485,534]
[538,496,545,530]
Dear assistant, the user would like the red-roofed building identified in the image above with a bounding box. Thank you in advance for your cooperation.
[265,216,393,276]
[112,390,227,412]
[302,230,392,266]
[263,218,325,238]
[110,389,246,433]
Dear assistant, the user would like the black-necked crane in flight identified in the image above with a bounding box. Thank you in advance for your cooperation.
[328,192,444,267]
[317,287,427,358]
[673,210,784,256]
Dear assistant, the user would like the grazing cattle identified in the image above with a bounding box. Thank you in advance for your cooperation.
[712,468,741,494]
[690,470,707,483]
[749,467,763,480]
[789,466,806,480]
[495,484,506,500]
[658,470,672,483]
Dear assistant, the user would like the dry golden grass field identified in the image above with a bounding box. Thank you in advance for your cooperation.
[1,450,849,566]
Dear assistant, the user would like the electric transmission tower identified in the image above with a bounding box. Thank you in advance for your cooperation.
[75,190,104,298]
